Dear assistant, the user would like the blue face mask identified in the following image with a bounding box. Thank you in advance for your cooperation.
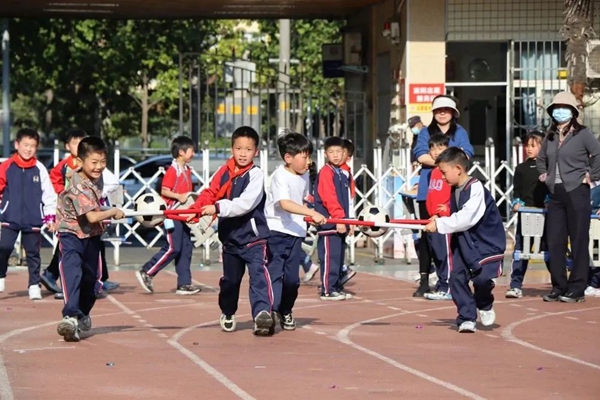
[552,108,573,123]
[411,127,420,135]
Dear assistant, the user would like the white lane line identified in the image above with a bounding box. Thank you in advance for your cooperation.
[502,306,600,370]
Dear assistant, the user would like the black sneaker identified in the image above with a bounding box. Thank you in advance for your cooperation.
[543,292,562,302]
[253,310,274,336]
[79,315,92,332]
[135,270,154,293]
[176,285,201,295]
[40,270,61,294]
[559,292,585,303]
[412,284,431,297]
[339,268,357,287]
[219,314,236,332]
[281,313,296,330]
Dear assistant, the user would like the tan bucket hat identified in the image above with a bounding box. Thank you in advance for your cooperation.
[547,91,580,117]
[432,95,460,118]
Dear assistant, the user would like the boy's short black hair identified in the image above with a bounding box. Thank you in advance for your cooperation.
[435,147,469,170]
[16,128,40,143]
[170,136,196,158]
[324,136,345,150]
[342,139,355,157]
[65,128,88,144]
[78,136,107,160]
[428,133,450,148]
[277,132,313,159]
[525,131,545,145]
[231,126,259,147]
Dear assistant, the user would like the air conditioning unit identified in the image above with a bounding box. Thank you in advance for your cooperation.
[587,40,600,78]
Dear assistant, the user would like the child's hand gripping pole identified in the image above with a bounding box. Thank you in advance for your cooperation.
[303,217,427,231]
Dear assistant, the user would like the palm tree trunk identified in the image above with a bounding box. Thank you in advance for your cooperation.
[562,0,596,120]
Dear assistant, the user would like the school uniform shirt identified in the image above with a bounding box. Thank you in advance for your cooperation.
[57,172,105,239]
[161,160,193,208]
[50,155,79,194]
[436,178,506,267]
[314,164,350,232]
[340,163,356,218]
[194,158,269,248]
[425,167,451,217]
[265,165,310,237]
[0,154,57,230]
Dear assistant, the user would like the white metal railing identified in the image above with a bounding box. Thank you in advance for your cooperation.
[18,137,521,266]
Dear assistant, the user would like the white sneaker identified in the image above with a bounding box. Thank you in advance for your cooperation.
[479,308,496,327]
[424,291,452,300]
[584,286,600,297]
[0,278,5,293]
[57,316,80,342]
[505,288,523,298]
[303,264,319,282]
[29,285,42,300]
[458,321,477,333]
[319,291,346,301]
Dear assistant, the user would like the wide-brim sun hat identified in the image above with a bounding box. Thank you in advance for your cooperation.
[431,95,460,118]
[547,91,579,118]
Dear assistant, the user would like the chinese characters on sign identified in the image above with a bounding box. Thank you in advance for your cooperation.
[407,83,445,113]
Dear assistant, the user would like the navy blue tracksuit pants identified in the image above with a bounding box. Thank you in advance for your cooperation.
[268,232,303,315]
[510,219,550,289]
[0,227,41,287]
[59,233,102,318]
[450,250,503,326]
[428,232,451,292]
[219,240,273,319]
[142,220,193,286]
[318,232,346,295]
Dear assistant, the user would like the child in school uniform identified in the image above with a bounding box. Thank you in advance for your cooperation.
[423,134,452,301]
[266,131,326,330]
[424,147,506,333]
[136,136,201,295]
[339,139,356,287]
[191,126,274,336]
[506,131,549,298]
[0,128,57,299]
[314,136,351,301]
[55,137,125,342]
[41,128,120,299]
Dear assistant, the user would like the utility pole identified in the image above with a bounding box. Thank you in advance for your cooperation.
[277,19,290,131]
[2,19,9,157]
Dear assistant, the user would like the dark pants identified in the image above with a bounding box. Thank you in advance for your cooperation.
[417,201,433,277]
[450,250,503,325]
[142,220,193,286]
[318,232,346,294]
[428,232,451,292]
[219,240,273,319]
[268,232,302,315]
[47,239,109,282]
[510,218,550,289]
[546,184,590,296]
[0,227,41,287]
[589,267,600,288]
[58,233,102,318]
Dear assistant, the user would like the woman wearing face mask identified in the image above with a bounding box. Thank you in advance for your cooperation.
[412,95,474,297]
[409,116,424,165]
[537,91,600,302]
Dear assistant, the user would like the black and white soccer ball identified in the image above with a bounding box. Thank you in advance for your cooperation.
[134,193,167,228]
[357,206,390,238]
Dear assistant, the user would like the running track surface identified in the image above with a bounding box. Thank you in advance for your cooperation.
[1,270,599,400]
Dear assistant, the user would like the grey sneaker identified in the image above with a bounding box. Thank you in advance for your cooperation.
[57,316,80,342]
[253,310,274,336]
[79,315,92,332]
[505,288,523,298]
[220,314,236,332]
[319,291,346,301]
[135,270,154,293]
[281,313,296,330]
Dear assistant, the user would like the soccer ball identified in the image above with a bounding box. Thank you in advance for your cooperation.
[134,193,167,228]
[357,206,390,238]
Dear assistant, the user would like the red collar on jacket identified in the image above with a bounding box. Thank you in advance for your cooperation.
[11,153,37,169]
[64,155,78,169]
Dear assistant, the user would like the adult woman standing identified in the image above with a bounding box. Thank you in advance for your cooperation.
[412,95,474,297]
[537,91,600,302]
